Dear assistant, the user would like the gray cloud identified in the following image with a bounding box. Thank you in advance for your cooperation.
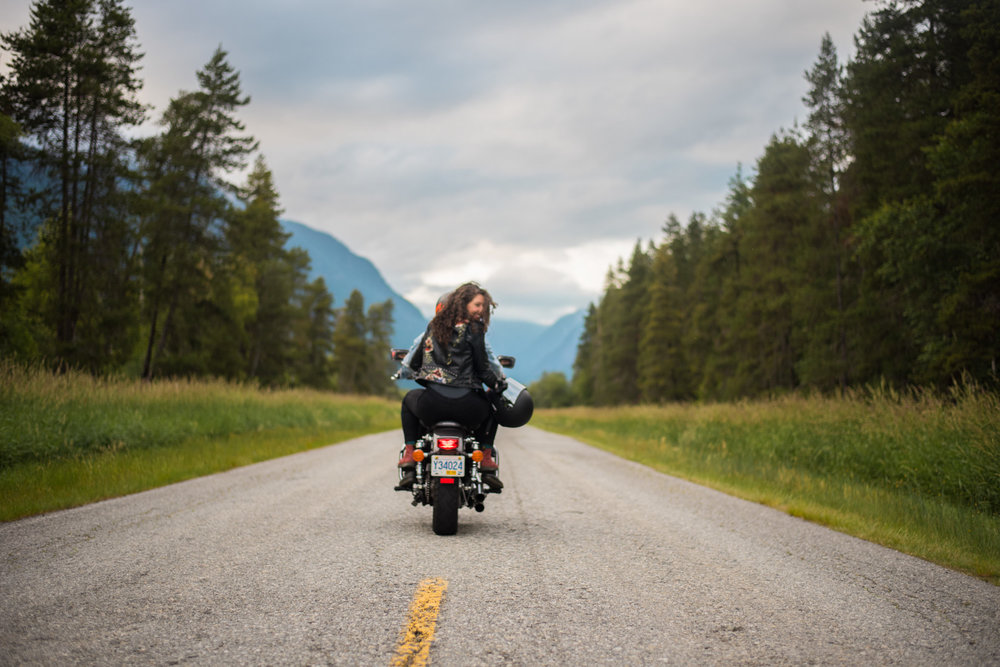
[2,0,871,323]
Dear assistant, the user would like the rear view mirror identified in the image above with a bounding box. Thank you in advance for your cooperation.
[390,348,408,361]
[498,355,515,369]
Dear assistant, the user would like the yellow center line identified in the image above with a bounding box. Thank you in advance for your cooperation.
[391,577,448,667]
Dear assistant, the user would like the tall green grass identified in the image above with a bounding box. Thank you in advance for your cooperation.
[533,385,1000,584]
[1,361,398,520]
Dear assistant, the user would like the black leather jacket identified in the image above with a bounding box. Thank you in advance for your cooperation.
[408,321,501,391]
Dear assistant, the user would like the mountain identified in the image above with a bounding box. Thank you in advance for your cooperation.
[282,219,585,383]
[281,219,426,347]
[497,310,586,385]
[486,319,546,361]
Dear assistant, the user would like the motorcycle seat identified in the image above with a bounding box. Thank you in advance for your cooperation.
[427,421,471,438]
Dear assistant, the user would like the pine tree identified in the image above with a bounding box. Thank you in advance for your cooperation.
[138,47,257,379]
[674,213,708,398]
[692,170,748,399]
[638,217,688,402]
[804,34,847,201]
[592,246,650,405]
[571,303,598,404]
[797,34,853,390]
[364,298,395,395]
[853,0,1000,386]
[731,132,815,395]
[332,289,369,393]
[329,290,394,395]
[917,0,1000,383]
[638,240,684,402]
[590,266,622,406]
[292,275,336,390]
[843,0,974,216]
[0,112,25,312]
[226,155,308,384]
[845,0,993,387]
[1,0,145,368]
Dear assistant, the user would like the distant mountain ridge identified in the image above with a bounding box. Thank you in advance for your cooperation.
[281,219,583,384]
[485,310,585,384]
[281,220,427,346]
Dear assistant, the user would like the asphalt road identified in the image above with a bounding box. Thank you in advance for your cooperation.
[2,426,998,665]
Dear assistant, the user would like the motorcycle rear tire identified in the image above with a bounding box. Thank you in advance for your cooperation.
[432,480,460,535]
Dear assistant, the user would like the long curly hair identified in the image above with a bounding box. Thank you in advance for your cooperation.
[430,282,496,347]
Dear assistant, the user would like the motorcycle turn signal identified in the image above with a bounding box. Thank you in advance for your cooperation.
[412,449,425,462]
[470,450,484,463]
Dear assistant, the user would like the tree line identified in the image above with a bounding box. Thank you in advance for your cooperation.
[569,0,999,405]
[0,0,395,393]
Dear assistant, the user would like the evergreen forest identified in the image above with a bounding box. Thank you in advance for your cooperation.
[3,0,998,402]
[571,0,999,405]
[0,0,395,393]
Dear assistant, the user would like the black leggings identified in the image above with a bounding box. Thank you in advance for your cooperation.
[401,386,495,446]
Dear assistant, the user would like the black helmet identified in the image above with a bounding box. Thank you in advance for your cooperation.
[495,387,533,428]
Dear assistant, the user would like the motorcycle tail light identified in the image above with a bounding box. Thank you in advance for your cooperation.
[437,437,460,450]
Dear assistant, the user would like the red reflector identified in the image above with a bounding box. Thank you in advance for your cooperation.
[440,478,456,484]
[437,437,459,450]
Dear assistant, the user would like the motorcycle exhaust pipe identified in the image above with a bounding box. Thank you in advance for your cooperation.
[474,503,485,512]
[475,493,486,503]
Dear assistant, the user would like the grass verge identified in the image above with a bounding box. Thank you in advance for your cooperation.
[0,424,393,522]
[1,362,398,521]
[532,388,1000,585]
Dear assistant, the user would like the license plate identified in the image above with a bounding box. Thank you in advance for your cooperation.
[431,455,465,477]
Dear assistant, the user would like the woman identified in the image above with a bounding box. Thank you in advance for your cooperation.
[398,282,507,488]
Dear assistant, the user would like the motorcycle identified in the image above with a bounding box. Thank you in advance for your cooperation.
[389,348,531,535]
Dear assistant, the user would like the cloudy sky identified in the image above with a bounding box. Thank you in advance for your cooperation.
[2,0,871,324]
